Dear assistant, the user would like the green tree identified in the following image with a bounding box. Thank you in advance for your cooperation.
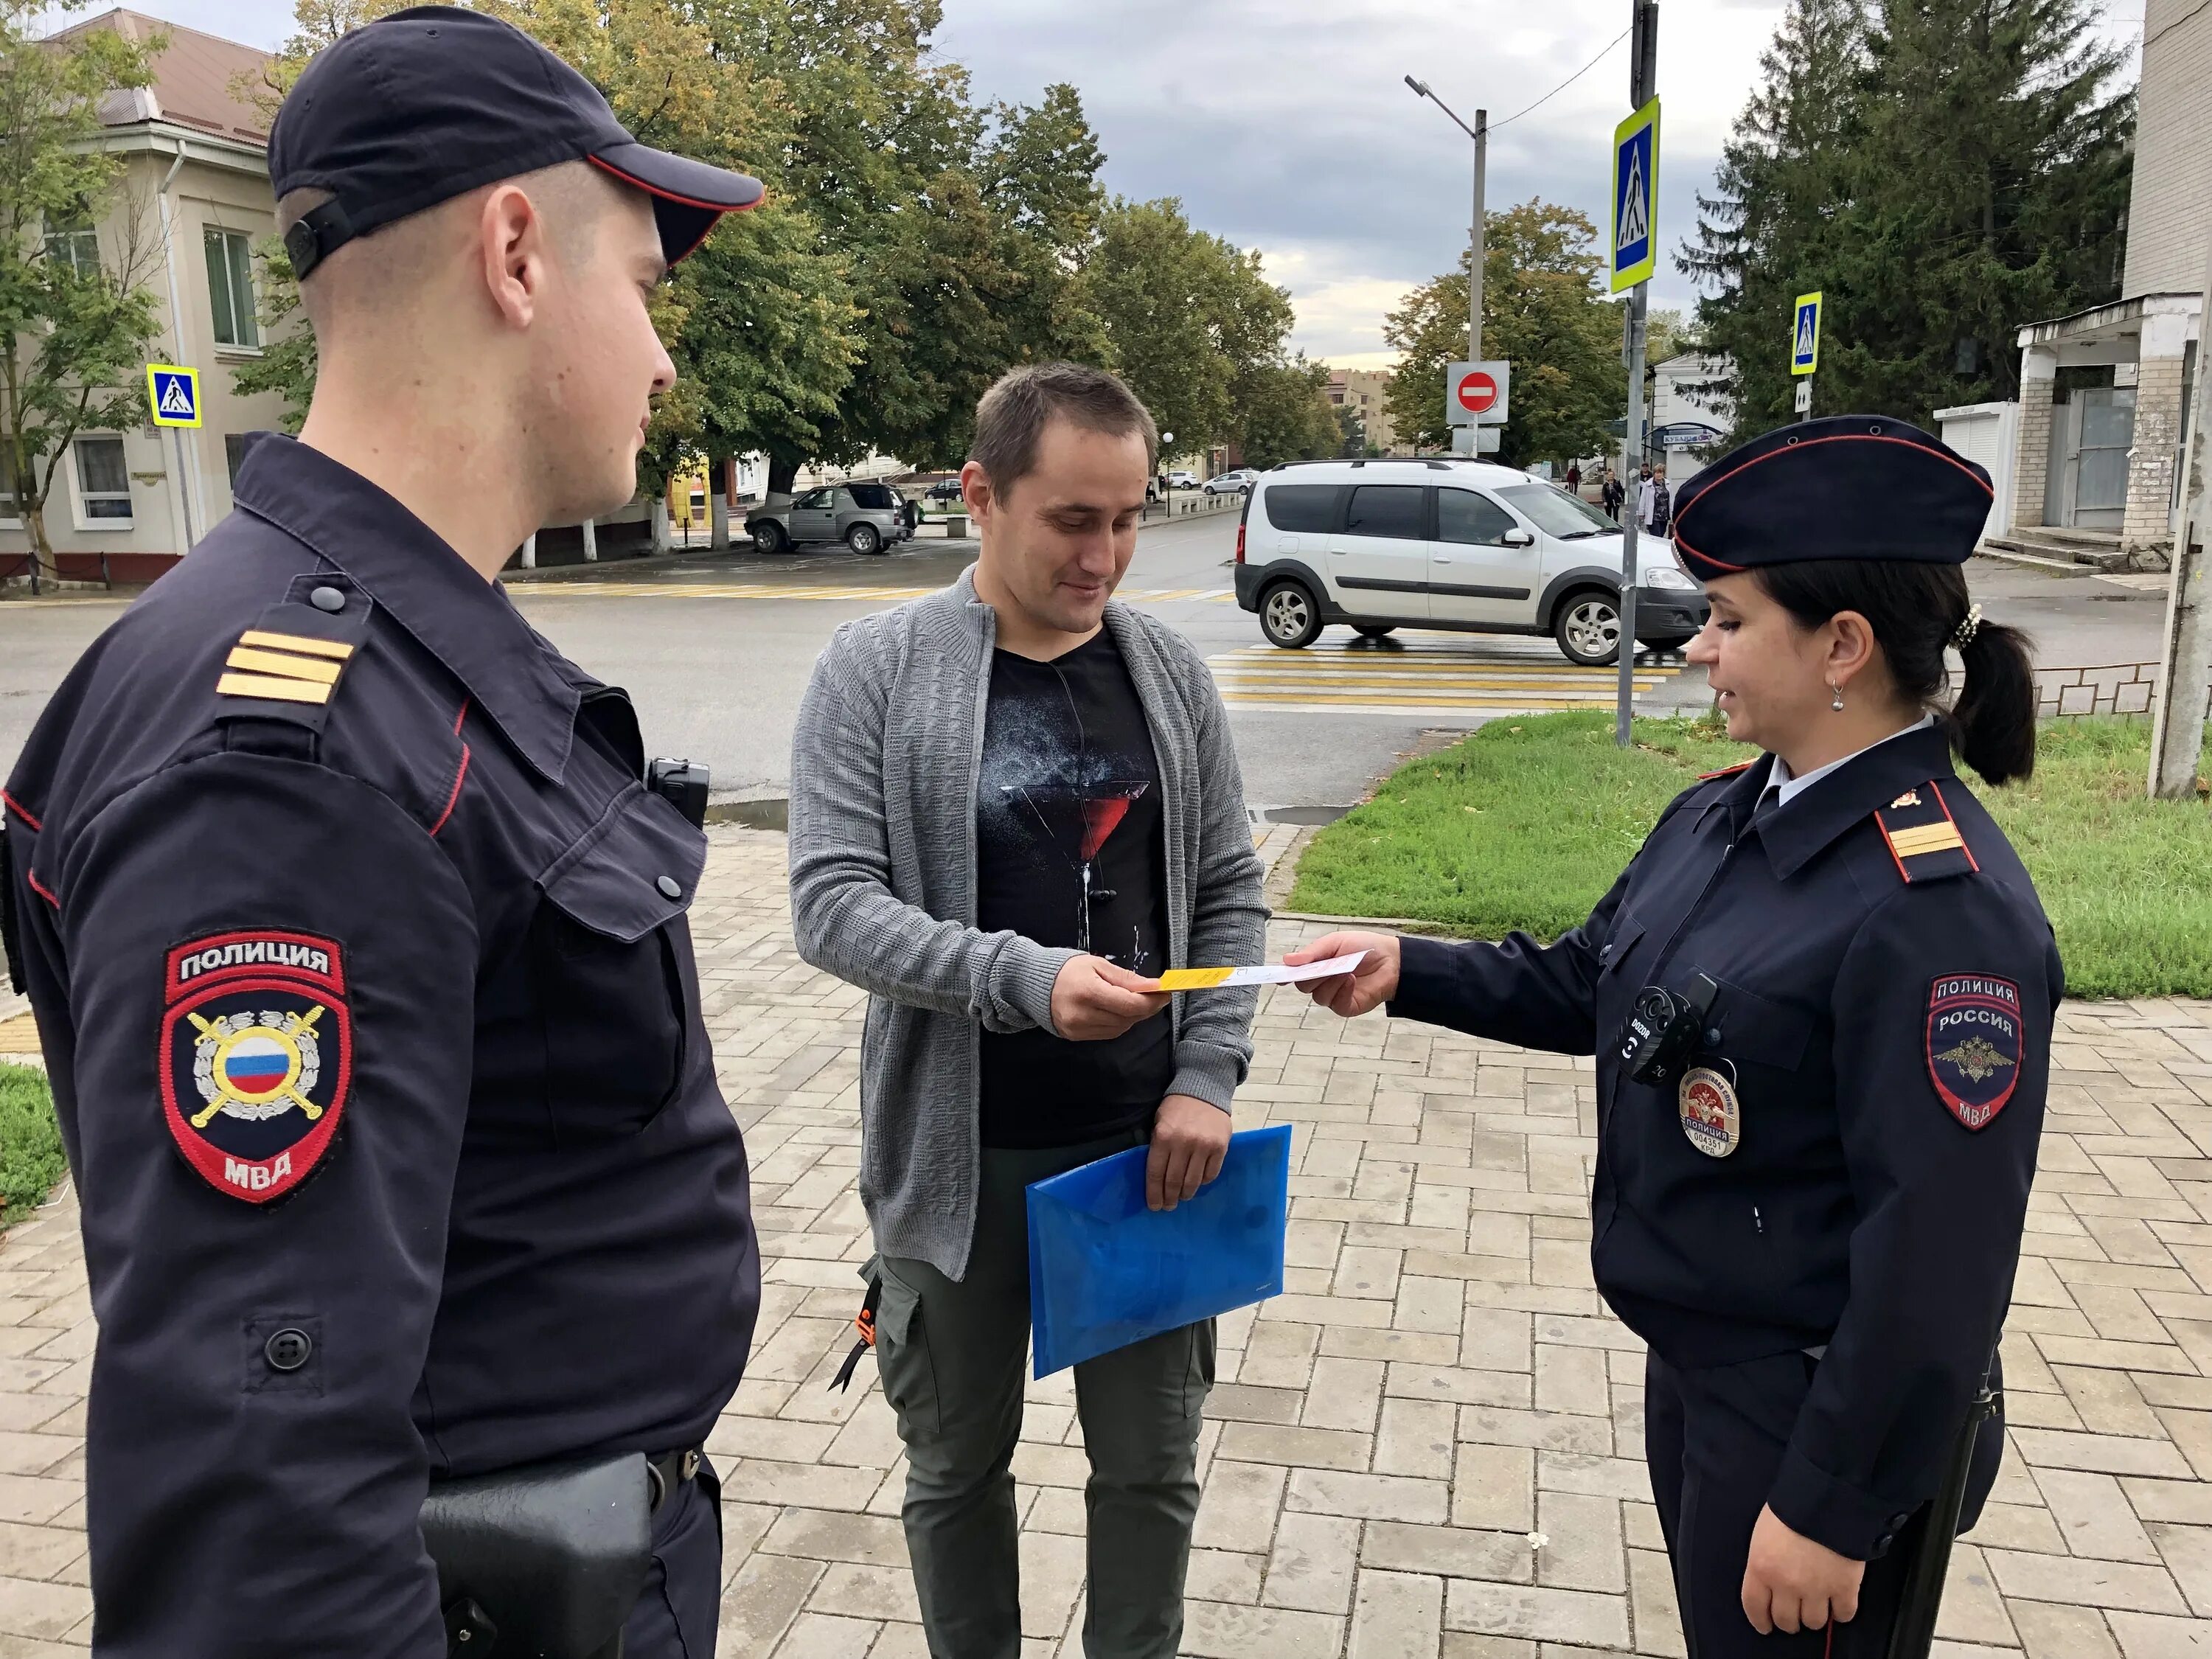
[1829,0,2132,417]
[1681,0,1866,439]
[690,1,1107,490]
[1234,356,1338,470]
[1090,196,1297,453]
[1382,200,1622,467]
[1335,401,1375,458]
[1683,0,2131,437]
[0,4,164,581]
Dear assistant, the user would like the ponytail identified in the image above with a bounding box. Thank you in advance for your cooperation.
[1950,619,2037,785]
[1755,559,2039,787]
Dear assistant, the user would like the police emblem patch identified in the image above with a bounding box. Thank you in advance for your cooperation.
[1677,1065,1741,1157]
[159,931,350,1202]
[1926,975,2023,1130]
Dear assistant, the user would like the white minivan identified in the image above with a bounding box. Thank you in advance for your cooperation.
[1231,457,1707,665]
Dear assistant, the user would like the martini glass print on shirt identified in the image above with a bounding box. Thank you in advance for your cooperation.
[1005,778,1151,959]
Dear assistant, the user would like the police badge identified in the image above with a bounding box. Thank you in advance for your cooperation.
[159,931,351,1202]
[1677,1064,1741,1157]
[1926,974,2023,1130]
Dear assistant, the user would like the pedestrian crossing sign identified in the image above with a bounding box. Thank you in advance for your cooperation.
[147,364,201,428]
[1791,293,1823,376]
[1610,97,1660,293]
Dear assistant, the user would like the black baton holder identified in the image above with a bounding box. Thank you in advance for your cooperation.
[421,1450,654,1659]
[1885,1354,2001,1659]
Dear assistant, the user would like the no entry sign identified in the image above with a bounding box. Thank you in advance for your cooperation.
[1444,360,1511,427]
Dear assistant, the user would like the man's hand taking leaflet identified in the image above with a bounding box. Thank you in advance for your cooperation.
[1051,955,1172,1041]
[1742,1505,1864,1635]
[1149,1093,1230,1212]
[1284,933,1401,1017]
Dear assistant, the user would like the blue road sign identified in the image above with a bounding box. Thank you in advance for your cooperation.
[1610,97,1660,293]
[147,364,201,428]
[1792,292,1823,376]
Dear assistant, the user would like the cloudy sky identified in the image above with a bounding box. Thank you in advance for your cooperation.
[142,0,2143,370]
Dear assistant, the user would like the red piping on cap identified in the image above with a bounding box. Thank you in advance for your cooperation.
[1672,431,1993,547]
[587,154,765,263]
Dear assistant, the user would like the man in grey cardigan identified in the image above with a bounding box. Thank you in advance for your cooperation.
[789,362,1267,1659]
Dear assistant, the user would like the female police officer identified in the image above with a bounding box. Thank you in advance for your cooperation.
[1286,416,2061,1656]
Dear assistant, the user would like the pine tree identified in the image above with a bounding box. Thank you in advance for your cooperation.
[1680,0,1868,441]
[1832,0,2133,417]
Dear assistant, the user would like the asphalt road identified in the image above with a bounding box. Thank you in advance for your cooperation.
[0,511,2180,812]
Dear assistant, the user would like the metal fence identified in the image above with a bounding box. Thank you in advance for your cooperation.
[2035,663,2168,720]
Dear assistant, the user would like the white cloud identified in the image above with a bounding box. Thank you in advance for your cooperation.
[156,0,2146,379]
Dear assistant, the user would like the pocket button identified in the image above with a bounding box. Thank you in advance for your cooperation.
[264,1328,313,1372]
[656,874,682,900]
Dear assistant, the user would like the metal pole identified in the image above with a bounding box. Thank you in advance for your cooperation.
[2148,215,2212,799]
[1470,110,1486,366]
[1615,0,1658,745]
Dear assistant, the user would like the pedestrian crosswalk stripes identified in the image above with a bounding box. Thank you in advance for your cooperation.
[511,581,1237,605]
[1208,641,1678,716]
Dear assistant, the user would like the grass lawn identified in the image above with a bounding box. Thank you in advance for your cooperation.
[0,1062,65,1228]
[1288,709,2212,1000]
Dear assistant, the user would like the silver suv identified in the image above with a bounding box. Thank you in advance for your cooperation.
[745,481,910,556]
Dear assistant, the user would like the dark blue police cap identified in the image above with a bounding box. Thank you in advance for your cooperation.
[1669,414,1994,582]
[270,6,765,281]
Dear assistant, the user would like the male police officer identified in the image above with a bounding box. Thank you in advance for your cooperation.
[0,11,764,1654]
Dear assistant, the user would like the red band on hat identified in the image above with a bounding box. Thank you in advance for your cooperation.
[1672,431,1993,548]
[586,154,764,262]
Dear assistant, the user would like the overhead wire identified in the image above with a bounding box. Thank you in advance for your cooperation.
[1491,25,1635,130]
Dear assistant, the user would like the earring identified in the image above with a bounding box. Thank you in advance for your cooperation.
[1829,683,1845,712]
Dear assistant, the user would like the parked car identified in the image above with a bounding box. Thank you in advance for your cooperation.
[746,482,908,555]
[925,477,964,501]
[1203,467,1257,496]
[1231,457,1707,666]
[1164,469,1200,490]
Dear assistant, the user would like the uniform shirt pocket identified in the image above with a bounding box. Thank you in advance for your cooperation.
[1704,973,1815,1074]
[534,784,707,1141]
[1599,911,1648,976]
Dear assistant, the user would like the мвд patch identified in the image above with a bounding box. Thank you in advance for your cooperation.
[159,931,351,1202]
[1925,974,2022,1131]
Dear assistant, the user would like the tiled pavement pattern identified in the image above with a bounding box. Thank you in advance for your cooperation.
[4,830,2212,1655]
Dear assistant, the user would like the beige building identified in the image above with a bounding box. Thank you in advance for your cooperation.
[1326,368,1401,453]
[2003,0,2208,565]
[0,11,286,583]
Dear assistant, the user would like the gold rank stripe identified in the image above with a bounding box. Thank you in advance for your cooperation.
[237,630,354,661]
[216,672,331,704]
[226,645,344,685]
[1888,821,1965,858]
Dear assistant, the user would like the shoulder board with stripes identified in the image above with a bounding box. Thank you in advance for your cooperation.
[1873,780,1979,883]
[1697,760,1756,781]
[218,629,355,706]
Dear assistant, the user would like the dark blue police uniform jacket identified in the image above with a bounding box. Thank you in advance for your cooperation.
[0,435,759,1655]
[1391,723,2060,1559]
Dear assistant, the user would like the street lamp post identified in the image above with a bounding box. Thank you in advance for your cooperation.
[1405,76,1487,456]
[1162,430,1175,515]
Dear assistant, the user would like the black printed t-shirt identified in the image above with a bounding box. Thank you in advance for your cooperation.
[975,630,1173,1149]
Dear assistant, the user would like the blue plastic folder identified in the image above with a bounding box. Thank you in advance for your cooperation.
[1026,1123,1291,1379]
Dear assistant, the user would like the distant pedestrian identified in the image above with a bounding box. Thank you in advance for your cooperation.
[1638,467,1657,529]
[1602,467,1624,521]
[1650,463,1674,539]
[1566,462,1582,493]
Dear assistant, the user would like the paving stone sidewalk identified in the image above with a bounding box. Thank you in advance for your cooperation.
[4,827,2212,1656]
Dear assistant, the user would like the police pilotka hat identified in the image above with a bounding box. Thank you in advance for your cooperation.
[269,5,765,281]
[1668,415,1994,582]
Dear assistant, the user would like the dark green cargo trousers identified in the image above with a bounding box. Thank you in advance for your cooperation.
[873,1127,1216,1659]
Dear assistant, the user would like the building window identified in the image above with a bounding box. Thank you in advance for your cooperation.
[206,227,260,349]
[225,434,253,489]
[44,218,100,277]
[73,436,131,522]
